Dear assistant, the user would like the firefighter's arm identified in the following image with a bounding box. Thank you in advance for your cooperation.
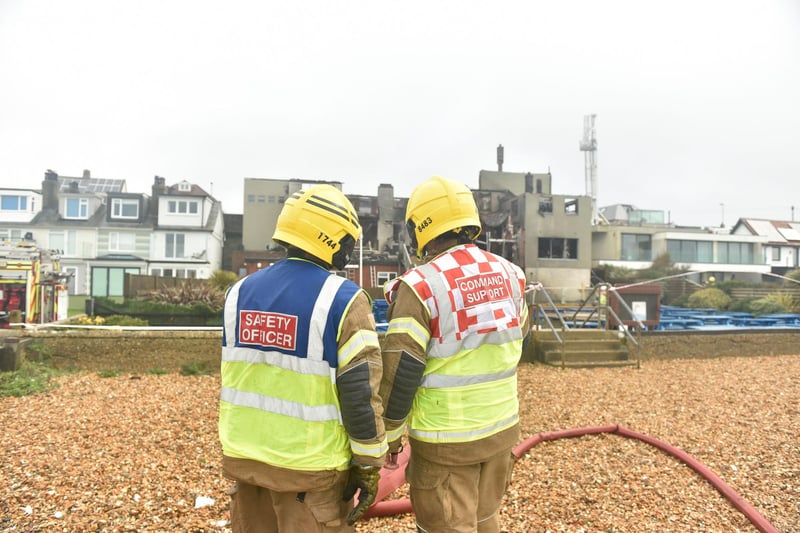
[379,281,430,453]
[336,290,388,468]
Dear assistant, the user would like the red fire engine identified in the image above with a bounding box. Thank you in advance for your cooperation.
[0,241,69,327]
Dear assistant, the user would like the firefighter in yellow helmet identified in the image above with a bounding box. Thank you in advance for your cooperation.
[380,176,530,532]
[219,184,387,532]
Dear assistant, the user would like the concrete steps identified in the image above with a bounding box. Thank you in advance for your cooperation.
[530,328,637,368]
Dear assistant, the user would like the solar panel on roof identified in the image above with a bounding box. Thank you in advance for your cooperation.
[777,228,800,241]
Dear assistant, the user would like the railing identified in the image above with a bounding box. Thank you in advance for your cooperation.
[605,286,643,369]
[528,282,643,369]
[527,283,567,367]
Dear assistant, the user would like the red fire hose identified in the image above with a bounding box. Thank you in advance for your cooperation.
[364,425,779,533]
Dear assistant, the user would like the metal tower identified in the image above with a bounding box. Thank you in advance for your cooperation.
[579,114,599,225]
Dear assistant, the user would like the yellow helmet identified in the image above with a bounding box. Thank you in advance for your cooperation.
[272,184,361,269]
[405,176,481,259]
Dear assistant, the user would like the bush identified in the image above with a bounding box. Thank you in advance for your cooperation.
[208,270,239,292]
[102,315,149,327]
[687,288,731,310]
[91,297,222,326]
[749,292,796,316]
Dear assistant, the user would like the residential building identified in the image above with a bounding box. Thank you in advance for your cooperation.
[731,218,800,275]
[0,171,224,298]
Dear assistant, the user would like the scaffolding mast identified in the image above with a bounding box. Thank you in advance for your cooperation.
[579,114,599,225]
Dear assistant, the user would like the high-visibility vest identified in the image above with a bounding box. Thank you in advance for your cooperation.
[386,244,527,444]
[219,258,359,471]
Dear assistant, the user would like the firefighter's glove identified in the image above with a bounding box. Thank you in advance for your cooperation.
[342,462,381,525]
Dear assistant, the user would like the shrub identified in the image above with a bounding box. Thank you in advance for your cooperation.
[102,315,149,327]
[209,270,239,293]
[749,292,796,316]
[687,288,731,310]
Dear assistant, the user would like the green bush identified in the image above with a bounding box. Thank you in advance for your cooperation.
[748,292,796,316]
[91,297,222,326]
[209,270,240,292]
[102,315,150,327]
[687,288,731,310]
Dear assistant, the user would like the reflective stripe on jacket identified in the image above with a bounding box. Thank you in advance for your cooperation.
[386,244,527,444]
[219,258,359,471]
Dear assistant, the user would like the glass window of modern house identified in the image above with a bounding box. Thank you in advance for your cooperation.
[667,240,712,263]
[49,230,77,256]
[771,247,781,261]
[719,242,754,264]
[109,232,137,252]
[621,234,652,261]
[65,198,89,219]
[167,200,198,214]
[111,198,139,219]
[1,195,27,211]
[165,233,185,258]
[0,228,23,241]
[91,266,140,297]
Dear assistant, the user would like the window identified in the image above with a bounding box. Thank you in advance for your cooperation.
[65,198,89,219]
[165,233,185,258]
[667,240,713,263]
[92,267,139,297]
[621,234,652,261]
[257,195,266,203]
[167,200,199,214]
[1,195,27,211]
[111,198,139,219]
[565,198,578,215]
[771,247,781,261]
[0,228,23,241]
[538,238,578,259]
[50,230,77,256]
[719,242,755,264]
[377,271,397,285]
[109,232,137,252]
[538,198,553,214]
[247,194,255,203]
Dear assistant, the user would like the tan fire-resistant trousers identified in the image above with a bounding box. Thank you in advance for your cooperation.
[407,448,516,533]
[227,475,354,533]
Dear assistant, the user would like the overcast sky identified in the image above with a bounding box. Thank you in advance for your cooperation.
[1,0,798,228]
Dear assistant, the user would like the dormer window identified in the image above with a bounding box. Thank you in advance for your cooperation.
[178,182,191,192]
[168,200,199,214]
[111,198,140,219]
[65,197,89,219]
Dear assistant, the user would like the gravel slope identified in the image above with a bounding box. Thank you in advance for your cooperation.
[1,355,797,532]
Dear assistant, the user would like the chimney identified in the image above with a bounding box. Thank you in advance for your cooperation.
[82,169,91,179]
[151,175,168,216]
[497,145,504,172]
[42,170,59,211]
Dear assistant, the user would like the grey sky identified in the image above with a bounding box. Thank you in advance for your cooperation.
[1,0,798,227]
